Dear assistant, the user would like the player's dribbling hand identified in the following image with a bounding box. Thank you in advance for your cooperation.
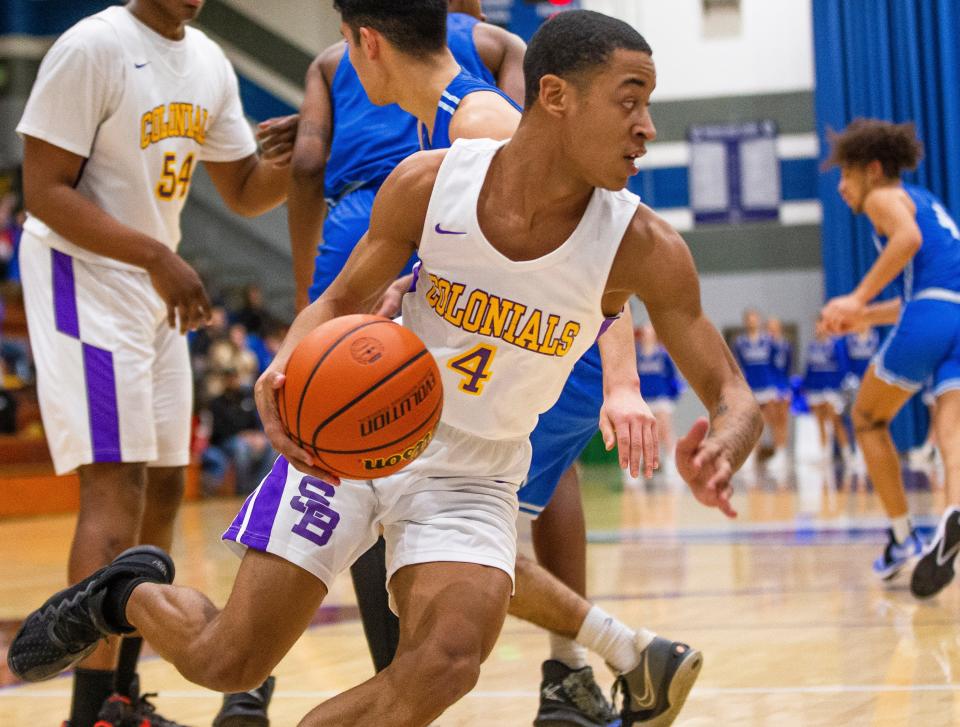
[146,248,211,333]
[257,114,299,167]
[821,294,865,335]
[675,417,737,518]
[254,368,342,484]
[600,386,659,479]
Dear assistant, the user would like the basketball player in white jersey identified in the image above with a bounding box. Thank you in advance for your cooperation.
[15,1,291,724]
[9,10,761,727]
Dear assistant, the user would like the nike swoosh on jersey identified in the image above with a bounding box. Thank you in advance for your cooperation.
[135,62,150,69]
[435,224,467,235]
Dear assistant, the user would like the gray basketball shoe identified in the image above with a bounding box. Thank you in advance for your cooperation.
[614,636,702,726]
[534,660,618,726]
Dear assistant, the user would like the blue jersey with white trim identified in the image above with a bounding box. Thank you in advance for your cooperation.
[871,184,960,301]
[325,14,497,200]
[770,338,792,387]
[636,346,680,400]
[419,68,521,151]
[803,338,848,390]
[732,334,775,390]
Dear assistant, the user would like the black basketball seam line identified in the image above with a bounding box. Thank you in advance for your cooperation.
[312,398,442,455]
[293,319,389,448]
[308,348,431,447]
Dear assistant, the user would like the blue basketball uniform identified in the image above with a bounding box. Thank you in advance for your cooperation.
[637,345,681,409]
[844,329,879,380]
[309,14,495,300]
[872,185,960,397]
[418,68,519,150]
[770,337,792,399]
[732,334,777,404]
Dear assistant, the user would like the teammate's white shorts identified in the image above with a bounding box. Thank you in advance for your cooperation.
[19,233,191,475]
[223,421,530,608]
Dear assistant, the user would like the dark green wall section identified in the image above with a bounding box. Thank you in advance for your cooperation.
[685,223,821,273]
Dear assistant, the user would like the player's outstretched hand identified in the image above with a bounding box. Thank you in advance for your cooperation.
[600,386,659,479]
[675,417,737,518]
[254,368,341,484]
[373,274,413,318]
[257,114,299,167]
[821,293,865,335]
[146,248,211,333]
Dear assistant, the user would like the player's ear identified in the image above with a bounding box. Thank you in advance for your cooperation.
[537,74,569,117]
[358,26,380,60]
[865,159,884,182]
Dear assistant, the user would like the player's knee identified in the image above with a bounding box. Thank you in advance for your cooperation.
[415,644,482,707]
[852,406,888,433]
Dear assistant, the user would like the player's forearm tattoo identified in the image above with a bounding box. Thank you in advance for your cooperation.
[709,391,762,469]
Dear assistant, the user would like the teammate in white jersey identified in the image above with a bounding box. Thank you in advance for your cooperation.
[9,11,761,727]
[15,1,291,725]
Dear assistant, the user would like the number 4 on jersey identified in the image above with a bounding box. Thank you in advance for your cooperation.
[447,344,496,395]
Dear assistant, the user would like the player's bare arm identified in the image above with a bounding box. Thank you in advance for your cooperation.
[204,148,290,217]
[606,205,762,516]
[822,188,920,332]
[255,151,445,478]
[597,310,658,479]
[473,23,527,105]
[288,46,340,311]
[256,113,299,167]
[22,135,210,333]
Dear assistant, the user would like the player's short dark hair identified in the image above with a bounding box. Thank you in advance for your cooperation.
[826,118,924,178]
[333,0,447,58]
[523,10,652,108]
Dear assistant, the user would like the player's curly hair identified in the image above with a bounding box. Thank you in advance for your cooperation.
[524,10,652,109]
[825,118,924,178]
[333,0,446,58]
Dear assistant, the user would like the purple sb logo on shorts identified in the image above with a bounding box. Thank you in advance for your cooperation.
[290,476,340,547]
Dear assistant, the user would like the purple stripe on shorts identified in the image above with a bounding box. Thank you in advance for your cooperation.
[409,261,421,293]
[52,249,80,338]
[82,343,122,462]
[240,456,289,547]
[222,490,255,542]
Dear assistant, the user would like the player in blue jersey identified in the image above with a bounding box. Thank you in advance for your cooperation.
[823,119,960,595]
[802,320,853,465]
[624,324,681,486]
[287,0,526,678]
[765,317,792,473]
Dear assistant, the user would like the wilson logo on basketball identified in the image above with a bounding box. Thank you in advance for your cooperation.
[362,428,435,471]
[359,373,438,437]
[350,337,384,364]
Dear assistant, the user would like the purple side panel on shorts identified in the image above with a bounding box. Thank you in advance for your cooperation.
[82,343,122,462]
[239,456,289,548]
[222,490,255,542]
[595,309,623,341]
[409,261,421,293]
[52,249,80,339]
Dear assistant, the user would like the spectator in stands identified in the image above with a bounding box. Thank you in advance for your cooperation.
[235,283,275,338]
[201,367,275,495]
[207,323,259,398]
[0,194,19,283]
[0,361,17,434]
[765,317,793,472]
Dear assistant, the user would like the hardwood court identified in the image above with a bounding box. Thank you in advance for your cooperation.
[2,462,959,726]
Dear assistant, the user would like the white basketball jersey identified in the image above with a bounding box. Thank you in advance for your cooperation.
[17,6,256,271]
[402,138,640,440]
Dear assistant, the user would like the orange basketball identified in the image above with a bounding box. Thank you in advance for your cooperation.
[278,314,443,479]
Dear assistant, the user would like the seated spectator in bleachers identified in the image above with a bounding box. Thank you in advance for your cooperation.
[207,322,259,398]
[201,368,275,495]
[234,283,276,338]
[0,361,18,434]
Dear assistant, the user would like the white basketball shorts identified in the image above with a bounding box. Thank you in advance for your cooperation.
[223,421,531,605]
[19,233,191,474]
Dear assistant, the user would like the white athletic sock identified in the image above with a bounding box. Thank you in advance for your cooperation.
[575,605,655,674]
[891,514,912,544]
[549,633,588,670]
